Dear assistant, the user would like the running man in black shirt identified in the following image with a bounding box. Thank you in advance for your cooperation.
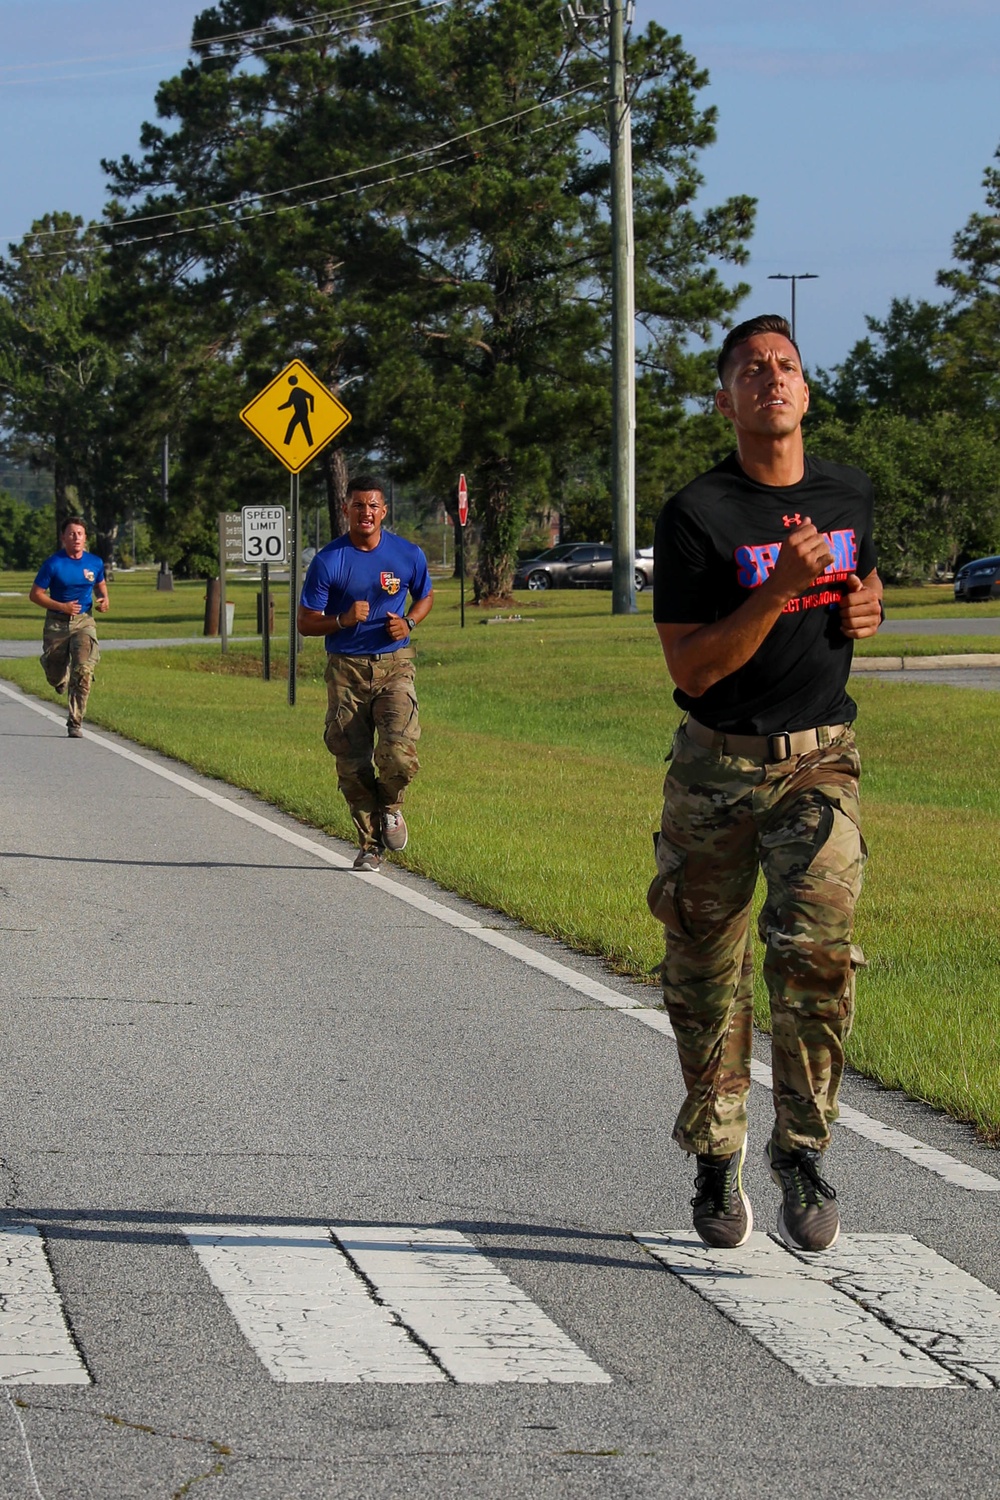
[648,313,883,1252]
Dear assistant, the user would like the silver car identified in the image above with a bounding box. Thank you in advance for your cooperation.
[512,543,613,590]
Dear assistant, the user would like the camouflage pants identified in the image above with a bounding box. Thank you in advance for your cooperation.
[40,611,100,729]
[647,719,867,1158]
[323,647,420,850]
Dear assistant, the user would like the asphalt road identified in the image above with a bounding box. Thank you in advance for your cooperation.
[1,681,999,1500]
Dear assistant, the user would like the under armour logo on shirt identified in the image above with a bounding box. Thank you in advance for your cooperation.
[782,513,802,528]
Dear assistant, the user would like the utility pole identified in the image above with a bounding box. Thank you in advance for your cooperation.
[608,0,636,615]
[565,0,636,615]
[767,272,818,345]
[156,346,174,592]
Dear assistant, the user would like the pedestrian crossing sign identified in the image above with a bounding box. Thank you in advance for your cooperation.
[240,359,352,474]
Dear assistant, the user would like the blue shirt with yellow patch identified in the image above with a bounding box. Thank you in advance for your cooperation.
[33,549,106,614]
[301,531,432,655]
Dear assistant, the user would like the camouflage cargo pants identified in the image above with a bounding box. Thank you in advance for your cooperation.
[40,611,100,729]
[323,647,420,850]
[647,719,867,1158]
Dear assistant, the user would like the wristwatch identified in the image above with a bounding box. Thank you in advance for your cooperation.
[404,616,416,631]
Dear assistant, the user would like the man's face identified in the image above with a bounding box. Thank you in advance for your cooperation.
[62,524,87,558]
[345,490,386,545]
[715,333,809,438]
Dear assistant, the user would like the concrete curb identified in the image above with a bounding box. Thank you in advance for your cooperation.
[852,653,1000,672]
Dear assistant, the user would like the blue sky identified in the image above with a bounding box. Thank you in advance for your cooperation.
[2,0,998,371]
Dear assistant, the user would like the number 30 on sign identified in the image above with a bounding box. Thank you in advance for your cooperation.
[242,506,287,563]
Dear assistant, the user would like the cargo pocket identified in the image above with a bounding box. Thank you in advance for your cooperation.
[323,701,354,757]
[809,798,867,901]
[646,833,688,938]
[841,942,867,1036]
[762,792,865,899]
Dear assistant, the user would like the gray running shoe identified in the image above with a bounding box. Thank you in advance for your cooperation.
[691,1136,753,1249]
[766,1140,840,1251]
[67,723,83,738]
[352,847,381,872]
[381,808,408,851]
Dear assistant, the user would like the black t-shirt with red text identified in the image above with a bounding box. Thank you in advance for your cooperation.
[653,453,877,734]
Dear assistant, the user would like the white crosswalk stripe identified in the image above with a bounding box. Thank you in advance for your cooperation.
[635,1231,1000,1389]
[0,1227,88,1386]
[184,1224,611,1385]
[183,1225,445,1384]
[4,1219,999,1391]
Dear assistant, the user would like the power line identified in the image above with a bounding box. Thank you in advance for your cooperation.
[0,0,445,89]
[114,106,603,250]
[25,83,599,246]
[0,0,425,76]
[21,102,602,260]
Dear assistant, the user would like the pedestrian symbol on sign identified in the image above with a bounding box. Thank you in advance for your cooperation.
[278,376,315,447]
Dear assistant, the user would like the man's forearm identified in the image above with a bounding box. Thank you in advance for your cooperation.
[407,593,433,626]
[29,586,68,614]
[297,608,347,636]
[658,583,790,697]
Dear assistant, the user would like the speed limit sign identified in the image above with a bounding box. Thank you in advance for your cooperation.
[242,506,287,563]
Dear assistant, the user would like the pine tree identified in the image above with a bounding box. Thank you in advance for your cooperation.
[101,1,754,594]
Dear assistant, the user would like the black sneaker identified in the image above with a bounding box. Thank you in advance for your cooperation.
[766,1140,840,1251]
[691,1137,753,1249]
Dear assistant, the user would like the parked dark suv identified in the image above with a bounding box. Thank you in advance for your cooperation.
[953,555,1000,602]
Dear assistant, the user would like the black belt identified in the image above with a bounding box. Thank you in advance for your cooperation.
[685,715,848,763]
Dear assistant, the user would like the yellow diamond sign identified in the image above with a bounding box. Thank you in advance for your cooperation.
[240,359,352,474]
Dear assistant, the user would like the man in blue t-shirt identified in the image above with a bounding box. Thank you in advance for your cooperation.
[30,516,110,738]
[298,474,434,872]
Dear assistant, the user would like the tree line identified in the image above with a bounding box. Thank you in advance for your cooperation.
[0,0,751,597]
[0,1,997,590]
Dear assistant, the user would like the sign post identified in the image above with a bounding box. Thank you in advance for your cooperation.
[457,473,469,630]
[240,360,352,705]
[217,511,243,652]
[288,473,300,705]
[242,505,286,682]
[261,562,271,681]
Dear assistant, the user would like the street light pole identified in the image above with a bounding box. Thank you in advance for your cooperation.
[767,272,818,344]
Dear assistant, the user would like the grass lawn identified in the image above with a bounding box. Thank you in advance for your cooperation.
[0,568,289,641]
[3,571,998,1142]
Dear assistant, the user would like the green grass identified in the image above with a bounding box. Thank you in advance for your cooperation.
[3,573,999,1142]
[0,568,290,641]
[881,582,1000,616]
[855,635,1000,657]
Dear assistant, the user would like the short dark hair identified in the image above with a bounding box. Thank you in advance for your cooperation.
[716,315,802,386]
[346,473,387,500]
[61,515,86,533]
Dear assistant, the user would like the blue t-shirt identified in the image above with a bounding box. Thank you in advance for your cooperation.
[300,531,433,655]
[33,550,106,613]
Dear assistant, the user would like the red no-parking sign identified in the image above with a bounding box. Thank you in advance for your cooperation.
[458,473,469,527]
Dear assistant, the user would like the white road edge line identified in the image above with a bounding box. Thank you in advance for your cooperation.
[4,679,997,1195]
[749,1060,1000,1192]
